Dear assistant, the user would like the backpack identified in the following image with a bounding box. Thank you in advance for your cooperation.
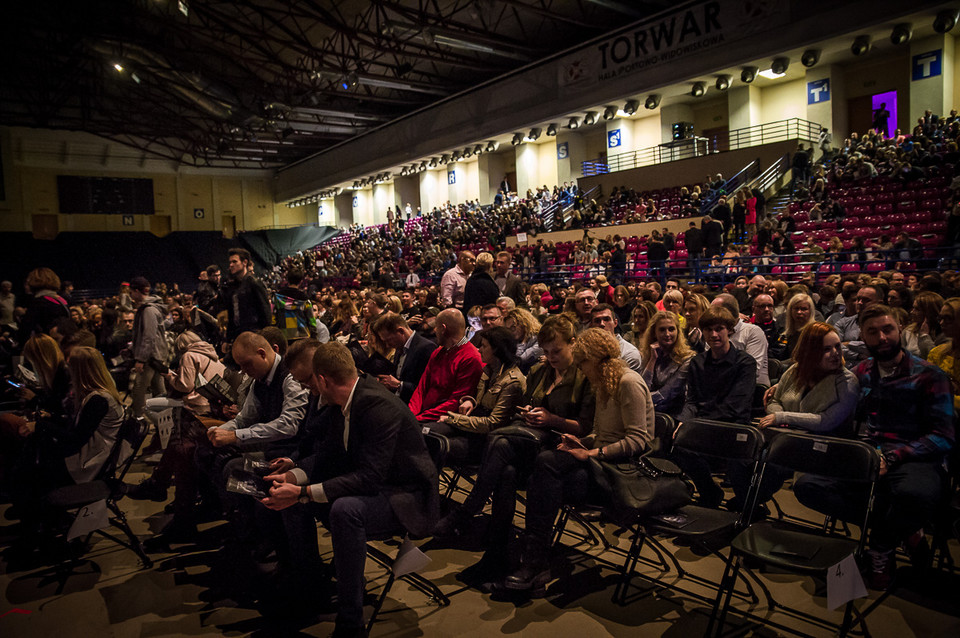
[273,294,315,340]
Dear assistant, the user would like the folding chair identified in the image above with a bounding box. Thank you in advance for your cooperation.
[613,418,766,606]
[709,431,880,637]
[364,430,451,632]
[44,415,154,569]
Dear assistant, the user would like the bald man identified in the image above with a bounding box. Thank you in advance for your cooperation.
[440,250,476,308]
[408,309,483,422]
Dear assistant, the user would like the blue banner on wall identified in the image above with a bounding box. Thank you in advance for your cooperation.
[608,129,622,148]
[807,79,830,104]
[912,50,942,80]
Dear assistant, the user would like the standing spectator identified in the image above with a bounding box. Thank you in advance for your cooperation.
[129,276,168,426]
[440,251,476,309]
[462,253,500,316]
[493,251,524,305]
[702,215,724,258]
[223,248,271,343]
[17,268,69,343]
[195,265,221,314]
[792,143,810,192]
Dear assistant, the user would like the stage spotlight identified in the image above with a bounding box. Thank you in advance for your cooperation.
[851,35,871,56]
[528,127,542,141]
[546,123,558,136]
[890,23,912,45]
[644,94,661,109]
[583,111,598,125]
[741,66,759,83]
[771,57,789,75]
[462,147,472,158]
[603,106,617,120]
[623,99,639,115]
[715,75,731,91]
[801,49,820,67]
[690,82,706,98]
[486,141,498,152]
[474,144,484,155]
[428,157,438,167]
[934,9,959,33]
[511,133,523,145]
[568,117,581,129]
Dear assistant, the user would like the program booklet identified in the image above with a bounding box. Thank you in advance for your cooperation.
[195,371,238,405]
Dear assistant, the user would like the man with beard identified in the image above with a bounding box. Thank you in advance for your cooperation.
[794,305,953,590]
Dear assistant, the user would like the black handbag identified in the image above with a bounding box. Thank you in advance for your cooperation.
[589,453,692,524]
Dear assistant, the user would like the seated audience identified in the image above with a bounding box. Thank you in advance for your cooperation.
[408,309,483,422]
[590,304,642,372]
[502,308,543,374]
[775,293,816,362]
[713,293,770,385]
[638,311,694,417]
[373,312,435,403]
[682,293,710,353]
[927,297,960,412]
[794,305,954,590]
[675,306,757,507]
[502,328,654,594]
[902,291,946,359]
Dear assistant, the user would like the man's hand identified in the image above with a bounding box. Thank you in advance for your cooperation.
[878,454,888,477]
[17,419,35,438]
[377,374,401,391]
[264,471,297,484]
[269,457,295,474]
[261,481,301,511]
[134,361,144,373]
[208,427,237,447]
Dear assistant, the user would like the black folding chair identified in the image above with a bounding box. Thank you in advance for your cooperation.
[709,431,880,637]
[364,430,451,632]
[44,415,154,569]
[613,418,767,606]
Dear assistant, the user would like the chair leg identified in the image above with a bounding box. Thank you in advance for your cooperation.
[708,554,742,638]
[366,572,396,633]
[105,500,153,569]
[614,526,647,605]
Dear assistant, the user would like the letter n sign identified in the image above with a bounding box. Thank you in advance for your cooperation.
[913,50,942,80]
[807,79,830,105]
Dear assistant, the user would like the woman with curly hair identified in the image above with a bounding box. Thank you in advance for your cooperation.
[503,328,655,594]
[639,311,695,416]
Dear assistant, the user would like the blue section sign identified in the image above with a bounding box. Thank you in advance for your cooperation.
[913,50,942,80]
[607,129,622,148]
[447,171,456,185]
[352,196,358,208]
[807,79,830,104]
[557,142,569,160]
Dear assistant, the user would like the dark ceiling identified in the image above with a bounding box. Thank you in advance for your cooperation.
[2,0,673,169]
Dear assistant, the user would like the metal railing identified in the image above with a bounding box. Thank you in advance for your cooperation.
[582,118,822,176]
[540,185,601,230]
[700,159,760,212]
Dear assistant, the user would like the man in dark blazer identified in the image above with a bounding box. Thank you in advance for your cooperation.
[263,341,439,637]
[494,251,524,304]
[372,312,436,403]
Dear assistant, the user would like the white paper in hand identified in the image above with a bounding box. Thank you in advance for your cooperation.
[827,553,868,610]
[392,537,432,578]
[67,499,110,541]
[156,408,175,449]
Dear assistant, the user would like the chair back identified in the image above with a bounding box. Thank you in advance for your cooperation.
[100,415,151,483]
[764,431,879,483]
[752,384,770,419]
[673,418,764,462]
[650,412,676,457]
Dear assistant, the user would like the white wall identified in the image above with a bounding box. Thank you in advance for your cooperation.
[760,79,807,123]
[372,182,395,223]
[632,114,661,150]
[537,140,559,190]
[318,197,336,226]
[515,143,538,196]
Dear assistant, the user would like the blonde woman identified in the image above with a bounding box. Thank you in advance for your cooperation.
[682,292,711,353]
[21,333,70,419]
[639,311,695,416]
[503,307,543,373]
[528,283,549,317]
[776,293,816,361]
[623,300,658,348]
[504,328,655,593]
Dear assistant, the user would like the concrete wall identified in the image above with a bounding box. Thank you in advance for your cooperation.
[506,216,701,247]
[760,79,807,124]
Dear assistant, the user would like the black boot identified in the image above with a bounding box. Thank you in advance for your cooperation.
[503,535,550,595]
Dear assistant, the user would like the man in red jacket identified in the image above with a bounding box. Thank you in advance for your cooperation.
[408,309,482,422]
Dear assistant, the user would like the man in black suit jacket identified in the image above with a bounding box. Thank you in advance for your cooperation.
[372,312,436,403]
[494,251,524,304]
[263,342,439,637]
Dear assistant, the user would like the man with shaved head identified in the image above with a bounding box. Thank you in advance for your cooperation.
[440,250,476,309]
[408,308,482,422]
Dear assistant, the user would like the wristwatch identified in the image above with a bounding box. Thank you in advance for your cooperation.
[298,485,311,504]
[597,448,607,461]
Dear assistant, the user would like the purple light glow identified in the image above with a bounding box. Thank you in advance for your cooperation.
[872,91,898,138]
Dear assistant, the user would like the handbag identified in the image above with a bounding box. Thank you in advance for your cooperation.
[589,453,692,525]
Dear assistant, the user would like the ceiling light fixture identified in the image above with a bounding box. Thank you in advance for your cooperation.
[644,94,661,110]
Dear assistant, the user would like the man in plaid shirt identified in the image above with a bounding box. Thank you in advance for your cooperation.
[795,305,954,590]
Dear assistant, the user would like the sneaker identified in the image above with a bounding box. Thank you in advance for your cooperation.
[864,548,895,590]
[124,477,168,502]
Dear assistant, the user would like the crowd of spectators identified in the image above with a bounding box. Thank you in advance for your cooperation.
[1,112,960,636]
